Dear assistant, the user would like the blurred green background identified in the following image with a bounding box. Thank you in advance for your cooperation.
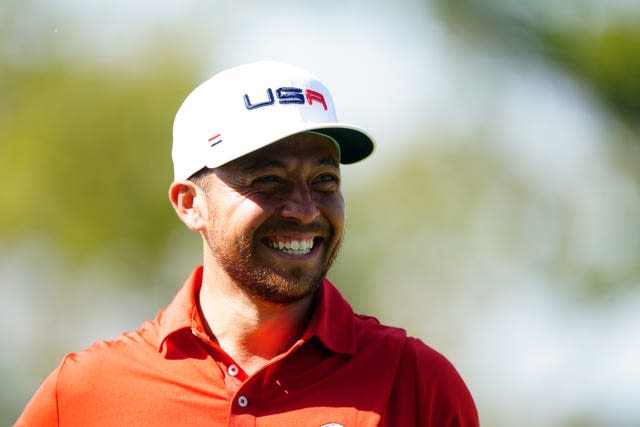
[2,1,639,426]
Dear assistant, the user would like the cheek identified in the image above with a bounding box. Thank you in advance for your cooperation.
[324,194,345,230]
[229,199,271,235]
[206,187,268,220]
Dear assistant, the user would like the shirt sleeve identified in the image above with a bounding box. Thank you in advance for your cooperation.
[410,337,479,427]
[384,336,479,427]
[14,360,62,427]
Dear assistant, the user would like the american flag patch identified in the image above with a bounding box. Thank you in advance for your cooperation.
[208,133,222,147]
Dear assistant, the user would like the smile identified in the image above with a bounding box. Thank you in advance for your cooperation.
[265,238,315,255]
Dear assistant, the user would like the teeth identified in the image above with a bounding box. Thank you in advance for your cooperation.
[267,239,314,255]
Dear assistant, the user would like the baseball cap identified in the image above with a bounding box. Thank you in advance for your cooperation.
[171,60,375,181]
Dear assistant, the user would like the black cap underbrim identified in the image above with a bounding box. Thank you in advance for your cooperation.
[311,127,375,164]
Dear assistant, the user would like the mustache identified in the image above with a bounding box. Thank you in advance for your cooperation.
[257,219,329,236]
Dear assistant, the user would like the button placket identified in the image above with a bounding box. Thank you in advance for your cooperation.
[237,395,248,408]
[228,364,239,377]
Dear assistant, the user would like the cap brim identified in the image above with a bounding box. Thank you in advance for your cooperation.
[200,122,375,173]
[309,125,375,164]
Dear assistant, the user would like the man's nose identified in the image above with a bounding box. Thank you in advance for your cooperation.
[281,181,320,223]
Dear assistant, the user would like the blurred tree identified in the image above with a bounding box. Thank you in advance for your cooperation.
[431,0,640,127]
[0,61,198,277]
[0,0,202,283]
[332,127,640,315]
[425,0,640,302]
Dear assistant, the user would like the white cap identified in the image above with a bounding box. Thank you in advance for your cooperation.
[171,61,375,181]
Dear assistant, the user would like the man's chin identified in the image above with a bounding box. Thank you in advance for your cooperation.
[251,272,324,305]
[213,243,334,304]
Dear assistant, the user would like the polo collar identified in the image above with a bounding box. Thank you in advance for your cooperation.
[156,266,203,352]
[157,266,357,356]
[303,277,357,355]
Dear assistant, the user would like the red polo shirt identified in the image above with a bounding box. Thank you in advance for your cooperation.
[16,267,478,426]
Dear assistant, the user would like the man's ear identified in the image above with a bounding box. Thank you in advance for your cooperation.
[168,181,207,232]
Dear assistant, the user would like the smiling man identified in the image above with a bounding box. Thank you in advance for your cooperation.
[16,61,479,426]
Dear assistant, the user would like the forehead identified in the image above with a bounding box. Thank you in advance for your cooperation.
[222,132,340,172]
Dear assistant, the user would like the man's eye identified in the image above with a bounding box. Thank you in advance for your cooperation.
[314,174,339,189]
[319,173,338,182]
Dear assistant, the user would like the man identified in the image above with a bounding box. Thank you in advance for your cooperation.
[17,61,479,426]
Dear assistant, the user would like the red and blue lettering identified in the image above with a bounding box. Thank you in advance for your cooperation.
[244,87,328,111]
[305,89,327,111]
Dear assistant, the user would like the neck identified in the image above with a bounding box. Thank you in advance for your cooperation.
[198,260,315,376]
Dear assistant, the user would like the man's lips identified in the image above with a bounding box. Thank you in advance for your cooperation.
[262,236,323,256]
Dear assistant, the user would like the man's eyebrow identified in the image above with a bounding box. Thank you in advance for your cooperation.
[318,157,340,169]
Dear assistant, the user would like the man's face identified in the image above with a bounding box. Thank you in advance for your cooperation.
[199,133,345,304]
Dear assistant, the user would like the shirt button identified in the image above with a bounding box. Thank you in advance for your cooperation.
[228,364,239,377]
[237,395,248,408]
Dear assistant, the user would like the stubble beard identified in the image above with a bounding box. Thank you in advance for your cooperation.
[204,225,343,305]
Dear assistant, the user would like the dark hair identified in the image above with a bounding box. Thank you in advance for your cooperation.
[188,167,213,188]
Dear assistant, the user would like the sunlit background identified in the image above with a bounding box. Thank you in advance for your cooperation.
[2,1,640,426]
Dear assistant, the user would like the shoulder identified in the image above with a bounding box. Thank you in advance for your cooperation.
[353,313,408,342]
[351,314,469,388]
[403,336,461,377]
[350,318,479,426]
[401,336,472,394]
[15,323,160,426]
[348,314,409,362]
[56,320,161,392]
[354,320,467,386]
